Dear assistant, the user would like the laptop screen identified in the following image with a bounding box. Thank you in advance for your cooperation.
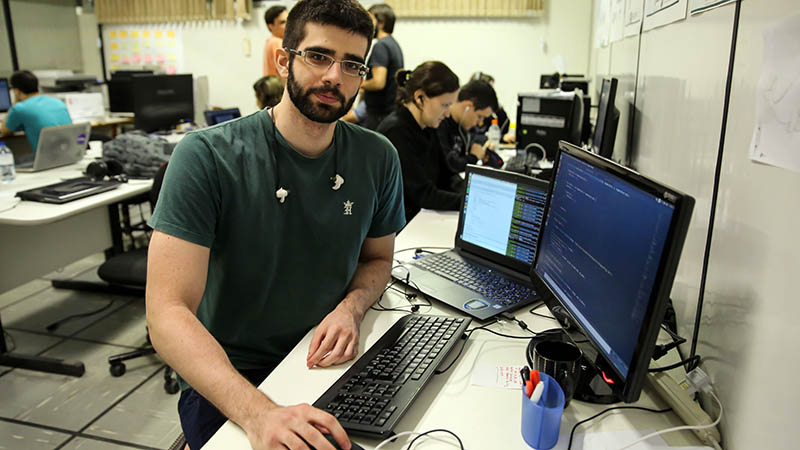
[0,78,11,112]
[457,167,547,273]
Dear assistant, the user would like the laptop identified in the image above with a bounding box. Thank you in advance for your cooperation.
[16,123,91,172]
[391,165,548,321]
[204,108,241,126]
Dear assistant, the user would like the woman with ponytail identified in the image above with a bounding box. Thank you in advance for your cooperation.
[376,61,463,223]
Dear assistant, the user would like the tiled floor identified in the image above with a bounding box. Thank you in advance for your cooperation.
[0,254,182,450]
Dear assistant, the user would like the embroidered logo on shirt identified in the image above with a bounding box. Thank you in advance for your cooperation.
[343,200,354,215]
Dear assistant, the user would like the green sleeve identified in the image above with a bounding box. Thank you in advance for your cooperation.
[148,132,221,248]
[368,137,406,237]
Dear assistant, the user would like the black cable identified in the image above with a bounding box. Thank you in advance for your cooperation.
[566,406,671,450]
[393,246,451,255]
[405,428,465,450]
[649,355,701,373]
[45,300,115,332]
[690,0,742,372]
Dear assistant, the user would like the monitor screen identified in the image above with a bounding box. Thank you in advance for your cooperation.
[0,78,11,112]
[108,70,153,113]
[530,142,694,403]
[592,78,619,158]
[132,74,194,132]
[458,167,547,271]
[204,108,241,126]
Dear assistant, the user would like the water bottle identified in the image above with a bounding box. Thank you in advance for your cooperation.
[487,119,501,149]
[0,142,15,183]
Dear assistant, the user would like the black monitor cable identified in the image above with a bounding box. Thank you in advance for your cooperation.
[45,300,115,332]
[566,406,672,450]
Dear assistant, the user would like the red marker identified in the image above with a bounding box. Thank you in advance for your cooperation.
[530,369,540,387]
[525,378,534,397]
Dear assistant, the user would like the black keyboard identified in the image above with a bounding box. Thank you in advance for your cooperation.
[504,152,540,174]
[313,314,471,438]
[415,253,537,307]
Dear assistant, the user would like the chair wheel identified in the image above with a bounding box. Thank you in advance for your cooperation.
[164,378,179,394]
[109,362,126,377]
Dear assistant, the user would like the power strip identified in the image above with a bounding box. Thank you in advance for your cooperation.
[646,363,721,446]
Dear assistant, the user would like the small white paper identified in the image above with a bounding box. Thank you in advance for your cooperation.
[471,365,524,389]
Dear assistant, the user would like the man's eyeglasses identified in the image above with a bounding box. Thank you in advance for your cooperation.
[285,48,369,78]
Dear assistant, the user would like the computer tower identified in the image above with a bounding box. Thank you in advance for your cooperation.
[516,91,583,160]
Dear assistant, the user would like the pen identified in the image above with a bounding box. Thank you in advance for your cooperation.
[529,369,540,387]
[530,380,544,403]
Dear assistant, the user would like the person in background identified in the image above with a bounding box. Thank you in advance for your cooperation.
[344,3,403,130]
[253,75,283,109]
[262,5,288,76]
[437,79,499,173]
[376,61,462,223]
[469,71,515,144]
[146,1,405,449]
[0,70,72,154]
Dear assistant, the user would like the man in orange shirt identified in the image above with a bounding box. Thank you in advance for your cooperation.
[263,5,288,76]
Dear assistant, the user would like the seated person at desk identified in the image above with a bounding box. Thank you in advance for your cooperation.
[376,61,462,223]
[436,79,499,173]
[469,71,515,144]
[145,1,405,449]
[0,70,72,153]
[253,74,283,109]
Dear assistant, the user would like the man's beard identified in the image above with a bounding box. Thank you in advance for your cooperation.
[287,60,356,123]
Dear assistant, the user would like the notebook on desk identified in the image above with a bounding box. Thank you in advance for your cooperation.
[391,165,548,321]
[15,123,91,173]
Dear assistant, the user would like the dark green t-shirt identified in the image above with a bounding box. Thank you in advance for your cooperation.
[149,109,405,374]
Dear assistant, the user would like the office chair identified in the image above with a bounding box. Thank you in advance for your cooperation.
[97,163,180,394]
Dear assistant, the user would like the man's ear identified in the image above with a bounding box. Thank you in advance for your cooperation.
[276,48,290,78]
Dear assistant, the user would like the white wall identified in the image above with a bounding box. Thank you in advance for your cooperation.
[591,1,800,448]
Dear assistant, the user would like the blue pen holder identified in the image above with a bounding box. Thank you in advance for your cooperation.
[520,372,565,449]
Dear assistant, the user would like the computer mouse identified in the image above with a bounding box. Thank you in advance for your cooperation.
[311,433,364,450]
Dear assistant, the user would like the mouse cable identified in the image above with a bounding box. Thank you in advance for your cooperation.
[648,355,701,373]
[566,405,672,450]
[405,428,464,450]
[393,246,451,255]
[372,277,415,313]
[373,430,463,450]
[618,390,723,450]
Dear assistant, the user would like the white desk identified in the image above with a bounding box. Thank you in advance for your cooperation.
[203,210,702,449]
[0,155,152,293]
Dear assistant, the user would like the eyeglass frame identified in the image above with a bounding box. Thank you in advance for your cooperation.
[284,48,369,78]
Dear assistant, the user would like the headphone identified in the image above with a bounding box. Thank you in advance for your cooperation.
[269,108,344,204]
[86,158,128,183]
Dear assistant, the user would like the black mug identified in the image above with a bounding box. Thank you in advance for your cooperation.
[533,340,582,407]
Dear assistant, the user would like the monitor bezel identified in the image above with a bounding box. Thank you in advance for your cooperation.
[132,74,194,133]
[592,78,618,155]
[455,165,549,276]
[529,141,695,402]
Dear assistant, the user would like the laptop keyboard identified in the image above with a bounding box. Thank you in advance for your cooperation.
[313,314,471,438]
[415,253,536,307]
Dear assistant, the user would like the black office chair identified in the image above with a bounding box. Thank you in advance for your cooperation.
[99,163,180,394]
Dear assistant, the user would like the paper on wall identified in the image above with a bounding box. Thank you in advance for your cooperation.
[749,14,800,174]
[595,0,611,48]
[624,0,645,38]
[689,0,735,15]
[610,0,626,43]
[643,0,688,31]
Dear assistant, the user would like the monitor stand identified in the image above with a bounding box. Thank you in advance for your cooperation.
[525,328,621,404]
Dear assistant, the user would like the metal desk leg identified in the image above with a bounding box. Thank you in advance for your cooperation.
[0,315,85,377]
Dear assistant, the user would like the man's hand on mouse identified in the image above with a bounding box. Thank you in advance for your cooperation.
[307,299,361,368]
[241,402,350,450]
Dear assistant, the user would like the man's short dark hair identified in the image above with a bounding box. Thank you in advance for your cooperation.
[9,70,38,94]
[282,0,374,58]
[458,80,498,112]
[264,5,287,28]
[368,4,396,34]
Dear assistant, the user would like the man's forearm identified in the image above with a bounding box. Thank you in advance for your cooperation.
[148,304,276,429]
[339,258,392,321]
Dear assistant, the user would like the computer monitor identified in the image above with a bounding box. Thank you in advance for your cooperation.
[529,141,695,403]
[204,108,241,126]
[0,78,11,112]
[592,78,619,159]
[132,74,194,133]
[108,70,154,113]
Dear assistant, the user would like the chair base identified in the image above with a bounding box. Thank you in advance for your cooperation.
[51,279,145,296]
[108,345,179,394]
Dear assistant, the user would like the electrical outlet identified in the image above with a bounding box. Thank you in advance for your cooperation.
[646,363,721,445]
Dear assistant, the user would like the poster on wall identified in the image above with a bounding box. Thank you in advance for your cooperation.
[643,0,688,31]
[609,0,625,43]
[102,25,185,78]
[749,14,800,174]
[624,0,645,37]
[594,0,611,48]
[689,0,735,15]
